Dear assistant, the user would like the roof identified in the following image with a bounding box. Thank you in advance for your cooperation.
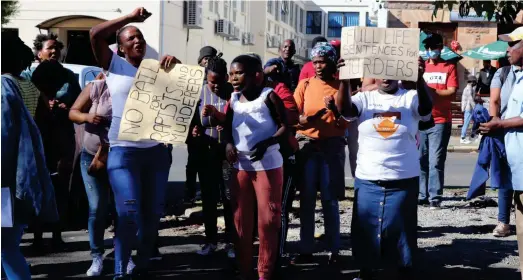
[36,15,104,29]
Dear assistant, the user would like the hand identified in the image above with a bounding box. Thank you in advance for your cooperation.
[337,58,345,69]
[159,55,180,69]
[192,126,202,137]
[128,7,152,23]
[250,139,270,162]
[202,105,217,117]
[266,65,279,74]
[309,108,328,122]
[58,103,68,110]
[324,95,335,110]
[226,143,238,163]
[216,125,224,132]
[85,114,106,125]
[49,99,56,110]
[418,56,425,80]
[479,117,503,135]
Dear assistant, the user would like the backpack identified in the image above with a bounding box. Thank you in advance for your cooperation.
[499,66,511,88]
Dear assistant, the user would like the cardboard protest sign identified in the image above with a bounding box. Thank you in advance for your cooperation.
[118,59,204,146]
[339,27,420,81]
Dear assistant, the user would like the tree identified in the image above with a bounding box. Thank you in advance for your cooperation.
[1,1,19,26]
[432,0,523,24]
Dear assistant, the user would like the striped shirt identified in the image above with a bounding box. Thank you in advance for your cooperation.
[17,78,40,117]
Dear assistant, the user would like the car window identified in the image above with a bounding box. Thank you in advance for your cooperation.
[83,70,101,87]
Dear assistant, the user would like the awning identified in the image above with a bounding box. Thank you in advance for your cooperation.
[461,41,509,60]
[36,15,104,29]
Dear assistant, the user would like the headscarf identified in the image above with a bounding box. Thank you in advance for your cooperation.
[310,42,337,63]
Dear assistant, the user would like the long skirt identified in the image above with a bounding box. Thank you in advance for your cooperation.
[351,177,418,270]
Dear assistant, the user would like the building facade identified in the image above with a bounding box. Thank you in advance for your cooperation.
[3,0,313,67]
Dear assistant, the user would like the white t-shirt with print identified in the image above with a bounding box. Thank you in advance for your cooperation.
[353,88,431,181]
[105,54,158,148]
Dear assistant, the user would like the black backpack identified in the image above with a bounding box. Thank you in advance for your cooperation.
[499,66,511,88]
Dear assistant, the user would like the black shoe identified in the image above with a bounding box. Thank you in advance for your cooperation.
[429,201,441,210]
[418,199,429,206]
[290,254,314,265]
[328,252,340,266]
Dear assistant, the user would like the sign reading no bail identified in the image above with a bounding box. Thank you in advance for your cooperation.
[118,60,204,146]
[340,27,420,81]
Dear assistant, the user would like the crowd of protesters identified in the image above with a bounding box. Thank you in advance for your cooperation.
[2,6,523,280]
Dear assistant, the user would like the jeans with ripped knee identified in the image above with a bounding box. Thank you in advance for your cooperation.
[107,145,170,277]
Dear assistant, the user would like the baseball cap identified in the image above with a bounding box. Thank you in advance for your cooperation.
[422,32,443,48]
[330,39,341,49]
[467,75,477,83]
[498,26,523,42]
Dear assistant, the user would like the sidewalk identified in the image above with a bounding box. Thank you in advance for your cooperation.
[447,135,480,153]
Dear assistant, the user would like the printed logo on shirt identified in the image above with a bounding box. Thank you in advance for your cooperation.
[373,112,401,138]
[423,72,448,85]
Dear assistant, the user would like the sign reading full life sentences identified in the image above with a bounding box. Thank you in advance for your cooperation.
[118,59,204,146]
[339,27,420,81]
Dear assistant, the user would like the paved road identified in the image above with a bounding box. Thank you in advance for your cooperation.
[19,150,513,280]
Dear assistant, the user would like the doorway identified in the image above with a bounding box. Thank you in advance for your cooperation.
[64,30,116,66]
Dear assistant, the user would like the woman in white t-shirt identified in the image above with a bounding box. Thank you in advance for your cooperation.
[90,7,179,279]
[347,59,432,280]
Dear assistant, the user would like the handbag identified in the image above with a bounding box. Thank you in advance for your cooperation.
[87,79,110,176]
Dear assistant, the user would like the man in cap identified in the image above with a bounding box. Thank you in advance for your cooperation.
[264,39,300,91]
[198,46,218,68]
[479,27,523,261]
[418,32,458,209]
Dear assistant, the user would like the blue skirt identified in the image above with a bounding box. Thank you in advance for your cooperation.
[351,177,418,269]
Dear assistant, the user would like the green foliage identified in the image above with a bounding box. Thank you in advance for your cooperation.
[432,0,523,23]
[1,1,19,26]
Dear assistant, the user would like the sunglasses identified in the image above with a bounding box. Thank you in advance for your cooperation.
[508,40,521,48]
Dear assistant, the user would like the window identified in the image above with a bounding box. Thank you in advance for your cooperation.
[366,12,377,27]
[209,0,213,12]
[267,20,272,32]
[224,1,229,18]
[294,4,298,30]
[306,11,322,34]
[300,8,304,33]
[215,0,219,13]
[267,0,272,14]
[233,0,237,9]
[275,0,280,21]
[233,10,237,22]
[290,3,294,28]
[328,12,359,37]
[241,0,245,13]
[283,29,287,40]
[281,1,288,24]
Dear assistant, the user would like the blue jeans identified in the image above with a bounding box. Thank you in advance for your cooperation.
[299,153,340,254]
[1,225,30,280]
[461,110,473,139]
[80,149,109,258]
[419,123,452,203]
[107,145,170,277]
[499,188,514,224]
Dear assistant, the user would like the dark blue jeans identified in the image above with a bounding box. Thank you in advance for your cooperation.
[1,224,30,280]
[80,149,110,258]
[499,188,514,224]
[107,144,170,277]
[419,123,452,203]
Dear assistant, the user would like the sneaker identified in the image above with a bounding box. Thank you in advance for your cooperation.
[429,201,441,210]
[126,258,136,275]
[225,244,236,259]
[86,256,104,277]
[493,222,511,237]
[197,243,217,256]
[460,138,471,144]
[150,248,162,261]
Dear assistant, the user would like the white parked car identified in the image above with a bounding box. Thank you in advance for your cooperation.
[30,63,102,89]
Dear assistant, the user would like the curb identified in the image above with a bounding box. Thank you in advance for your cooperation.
[447,145,479,153]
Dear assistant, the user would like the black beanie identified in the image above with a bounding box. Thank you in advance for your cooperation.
[198,46,218,64]
[311,36,328,48]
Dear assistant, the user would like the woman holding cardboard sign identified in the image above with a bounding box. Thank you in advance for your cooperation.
[90,7,179,279]
[348,58,432,280]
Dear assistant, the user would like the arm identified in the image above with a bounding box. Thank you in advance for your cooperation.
[68,83,94,124]
[417,79,433,117]
[336,80,352,117]
[224,101,238,163]
[435,64,458,97]
[500,117,523,129]
[90,7,149,70]
[489,68,503,118]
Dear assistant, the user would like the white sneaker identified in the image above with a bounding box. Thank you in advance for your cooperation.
[197,243,217,256]
[460,138,471,144]
[126,258,136,275]
[225,244,236,259]
[86,256,103,277]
